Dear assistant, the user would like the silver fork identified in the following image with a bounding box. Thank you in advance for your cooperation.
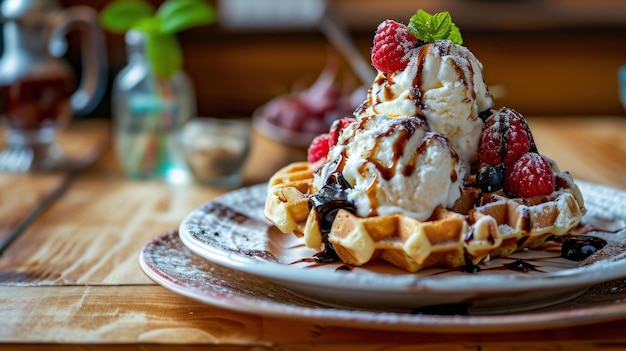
[0,147,34,172]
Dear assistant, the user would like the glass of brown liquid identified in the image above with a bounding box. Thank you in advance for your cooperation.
[0,2,107,172]
[0,70,75,171]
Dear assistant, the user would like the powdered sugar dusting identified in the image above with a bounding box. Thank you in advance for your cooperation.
[505,152,555,197]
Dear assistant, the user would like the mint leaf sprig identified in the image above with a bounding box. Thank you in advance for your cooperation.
[407,9,463,45]
[100,0,216,79]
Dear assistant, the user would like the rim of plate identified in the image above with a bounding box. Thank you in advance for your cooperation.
[140,230,626,332]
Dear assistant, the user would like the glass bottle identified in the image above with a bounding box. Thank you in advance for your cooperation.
[112,30,195,182]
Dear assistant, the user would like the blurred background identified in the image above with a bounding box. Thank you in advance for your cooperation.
[52,0,626,119]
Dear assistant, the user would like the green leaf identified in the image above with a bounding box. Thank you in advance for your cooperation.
[100,0,215,79]
[157,0,216,34]
[407,9,463,45]
[132,17,163,34]
[145,32,183,79]
[448,24,463,45]
[430,12,452,41]
[407,9,430,39]
[99,0,154,33]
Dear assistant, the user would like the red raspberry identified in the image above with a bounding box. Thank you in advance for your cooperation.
[371,20,417,73]
[307,133,331,164]
[504,152,555,198]
[478,107,536,166]
[329,117,356,145]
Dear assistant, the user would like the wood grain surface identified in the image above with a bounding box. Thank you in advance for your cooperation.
[0,120,108,252]
[1,117,626,350]
[528,117,626,189]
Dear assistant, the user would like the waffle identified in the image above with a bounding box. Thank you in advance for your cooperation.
[264,162,314,236]
[264,161,586,272]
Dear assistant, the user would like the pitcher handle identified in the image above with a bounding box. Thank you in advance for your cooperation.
[48,6,108,117]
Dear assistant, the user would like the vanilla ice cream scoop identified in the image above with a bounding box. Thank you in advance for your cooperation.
[355,40,493,169]
[314,115,465,221]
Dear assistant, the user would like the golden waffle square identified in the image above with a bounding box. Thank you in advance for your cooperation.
[264,162,314,236]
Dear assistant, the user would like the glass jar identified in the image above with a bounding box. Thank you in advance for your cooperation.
[112,30,195,182]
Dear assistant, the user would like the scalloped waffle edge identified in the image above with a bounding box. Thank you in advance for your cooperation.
[264,162,314,236]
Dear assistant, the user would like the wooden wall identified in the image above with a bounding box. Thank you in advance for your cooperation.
[59,0,626,119]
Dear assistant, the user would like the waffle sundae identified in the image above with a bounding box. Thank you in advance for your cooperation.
[264,10,585,272]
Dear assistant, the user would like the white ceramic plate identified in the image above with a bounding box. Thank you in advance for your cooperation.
[140,229,626,333]
[177,182,626,314]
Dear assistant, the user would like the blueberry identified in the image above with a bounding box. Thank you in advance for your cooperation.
[478,109,494,122]
[477,165,504,192]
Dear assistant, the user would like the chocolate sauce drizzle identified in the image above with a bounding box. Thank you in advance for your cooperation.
[506,259,540,272]
[560,235,607,262]
[308,172,356,263]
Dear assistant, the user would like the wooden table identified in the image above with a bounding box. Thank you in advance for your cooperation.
[1,116,626,350]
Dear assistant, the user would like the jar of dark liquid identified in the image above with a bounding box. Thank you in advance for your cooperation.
[0,0,106,171]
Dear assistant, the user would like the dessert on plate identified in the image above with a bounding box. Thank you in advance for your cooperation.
[264,9,585,272]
